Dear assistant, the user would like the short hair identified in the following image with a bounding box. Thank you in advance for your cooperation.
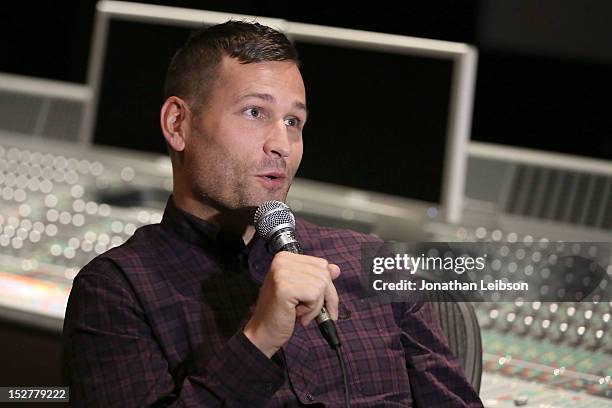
[163,20,300,112]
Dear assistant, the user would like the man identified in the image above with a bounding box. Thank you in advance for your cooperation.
[63,21,482,407]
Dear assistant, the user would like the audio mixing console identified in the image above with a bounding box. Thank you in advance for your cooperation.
[0,133,610,407]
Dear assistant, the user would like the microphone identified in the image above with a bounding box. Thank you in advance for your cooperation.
[254,200,341,349]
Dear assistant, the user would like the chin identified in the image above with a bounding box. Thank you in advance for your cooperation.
[240,181,291,207]
[251,192,288,208]
[257,194,286,205]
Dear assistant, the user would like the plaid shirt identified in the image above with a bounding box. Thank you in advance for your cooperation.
[63,197,482,407]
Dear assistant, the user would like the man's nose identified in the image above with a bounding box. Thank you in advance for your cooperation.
[263,120,290,158]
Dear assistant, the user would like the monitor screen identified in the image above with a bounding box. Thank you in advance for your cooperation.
[472,51,612,162]
[294,42,451,204]
[93,20,188,154]
[93,20,453,205]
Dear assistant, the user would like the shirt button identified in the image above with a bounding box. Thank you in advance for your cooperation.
[264,382,273,394]
[305,393,315,401]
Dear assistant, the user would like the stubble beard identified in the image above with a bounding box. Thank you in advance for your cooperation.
[193,159,293,222]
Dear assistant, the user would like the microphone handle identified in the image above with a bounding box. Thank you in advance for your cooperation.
[281,241,302,255]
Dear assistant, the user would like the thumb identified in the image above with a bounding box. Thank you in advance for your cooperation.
[328,263,341,280]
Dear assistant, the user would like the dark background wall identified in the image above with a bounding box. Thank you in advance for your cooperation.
[1,0,611,161]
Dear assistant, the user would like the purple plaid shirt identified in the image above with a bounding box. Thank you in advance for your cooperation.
[63,197,482,407]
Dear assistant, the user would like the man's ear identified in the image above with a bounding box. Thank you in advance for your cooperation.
[160,96,190,152]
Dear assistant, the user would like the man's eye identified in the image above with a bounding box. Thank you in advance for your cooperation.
[245,108,261,118]
[284,117,299,127]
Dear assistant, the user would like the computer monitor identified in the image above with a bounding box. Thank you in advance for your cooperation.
[89,19,186,155]
[294,41,451,205]
[82,1,477,224]
[472,51,612,162]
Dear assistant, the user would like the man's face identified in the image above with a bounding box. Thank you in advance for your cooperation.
[184,56,306,214]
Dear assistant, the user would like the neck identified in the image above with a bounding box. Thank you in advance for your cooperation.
[172,194,257,244]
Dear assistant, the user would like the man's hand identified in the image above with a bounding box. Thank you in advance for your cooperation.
[243,252,341,358]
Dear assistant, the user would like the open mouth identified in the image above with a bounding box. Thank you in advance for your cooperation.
[259,172,285,181]
[257,173,286,188]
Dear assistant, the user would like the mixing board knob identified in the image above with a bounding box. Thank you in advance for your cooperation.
[512,320,527,336]
[513,395,529,406]
[513,315,533,336]
[582,330,600,350]
[530,318,550,339]
[565,325,585,346]
[560,305,576,322]
[547,303,559,318]
[478,310,495,329]
[492,313,512,332]
[548,322,566,343]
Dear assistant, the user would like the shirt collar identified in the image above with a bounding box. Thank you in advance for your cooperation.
[160,195,272,269]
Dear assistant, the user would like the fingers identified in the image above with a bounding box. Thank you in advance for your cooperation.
[245,253,341,357]
[275,252,333,270]
[328,263,341,280]
[300,296,325,327]
[299,292,338,327]
[295,304,311,317]
[292,263,340,325]
[271,252,342,326]
[323,277,339,320]
[274,252,341,281]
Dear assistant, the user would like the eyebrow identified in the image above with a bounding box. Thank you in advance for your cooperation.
[238,92,308,115]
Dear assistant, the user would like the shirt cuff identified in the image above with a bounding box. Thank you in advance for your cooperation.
[203,331,286,404]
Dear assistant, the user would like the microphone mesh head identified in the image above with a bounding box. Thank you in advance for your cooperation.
[254,200,295,238]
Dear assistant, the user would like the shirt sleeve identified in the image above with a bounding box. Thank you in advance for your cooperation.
[63,258,286,407]
[396,300,484,408]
